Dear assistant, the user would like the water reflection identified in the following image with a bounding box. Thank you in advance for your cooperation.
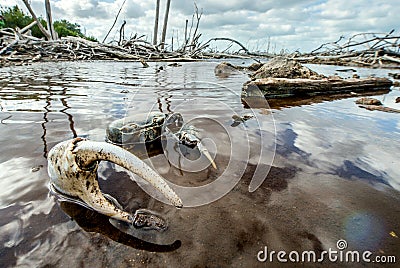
[334,160,389,186]
[0,61,399,267]
[59,202,181,252]
[242,89,391,109]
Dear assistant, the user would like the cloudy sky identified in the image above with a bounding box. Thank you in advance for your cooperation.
[1,0,399,52]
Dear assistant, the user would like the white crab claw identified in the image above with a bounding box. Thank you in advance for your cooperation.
[47,138,182,224]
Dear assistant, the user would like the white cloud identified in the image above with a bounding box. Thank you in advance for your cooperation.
[54,0,112,19]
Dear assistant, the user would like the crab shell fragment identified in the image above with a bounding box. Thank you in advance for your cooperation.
[107,112,217,169]
[106,112,183,145]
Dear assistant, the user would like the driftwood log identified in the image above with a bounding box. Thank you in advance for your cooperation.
[5,2,398,68]
[242,77,393,99]
[0,29,258,67]
[241,57,393,99]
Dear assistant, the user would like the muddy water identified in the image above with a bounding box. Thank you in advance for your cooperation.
[0,61,399,267]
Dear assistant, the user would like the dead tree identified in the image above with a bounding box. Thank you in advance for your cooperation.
[199,37,250,54]
[21,0,52,40]
[103,0,126,43]
[189,3,202,50]
[178,3,202,53]
[118,20,126,46]
[183,19,188,52]
[160,0,171,50]
[153,0,160,45]
[45,0,57,40]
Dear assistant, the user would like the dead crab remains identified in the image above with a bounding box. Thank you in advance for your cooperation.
[47,112,217,231]
[106,111,217,169]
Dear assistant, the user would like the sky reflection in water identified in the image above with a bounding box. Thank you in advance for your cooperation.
[0,60,399,267]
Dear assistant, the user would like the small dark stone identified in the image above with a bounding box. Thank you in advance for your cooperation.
[396,97,400,103]
[388,73,400,79]
[31,165,43,172]
[167,63,182,67]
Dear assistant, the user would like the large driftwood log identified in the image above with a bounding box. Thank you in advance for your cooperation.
[243,77,393,99]
[242,90,391,109]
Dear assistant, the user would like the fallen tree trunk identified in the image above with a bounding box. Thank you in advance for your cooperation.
[382,55,400,64]
[243,77,393,99]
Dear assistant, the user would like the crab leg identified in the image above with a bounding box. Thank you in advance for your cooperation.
[196,141,217,170]
[166,127,217,170]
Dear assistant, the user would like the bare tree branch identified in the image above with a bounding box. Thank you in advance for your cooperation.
[199,37,250,54]
[102,0,127,43]
[21,0,52,40]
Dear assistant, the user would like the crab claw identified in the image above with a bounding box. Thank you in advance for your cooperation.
[47,138,182,224]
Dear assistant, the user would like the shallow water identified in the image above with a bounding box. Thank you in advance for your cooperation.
[0,60,399,267]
